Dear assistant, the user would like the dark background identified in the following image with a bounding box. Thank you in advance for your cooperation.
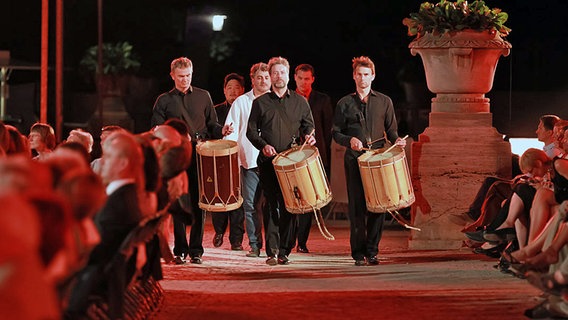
[1,0,568,136]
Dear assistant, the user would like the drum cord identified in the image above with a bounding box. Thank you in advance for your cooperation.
[292,187,335,240]
[312,207,335,240]
[386,209,421,231]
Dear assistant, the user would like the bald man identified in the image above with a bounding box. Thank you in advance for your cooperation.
[66,131,145,317]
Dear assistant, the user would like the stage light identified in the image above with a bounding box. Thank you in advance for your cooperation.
[212,15,227,31]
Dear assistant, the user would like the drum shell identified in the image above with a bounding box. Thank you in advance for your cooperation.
[272,146,332,214]
[196,140,243,212]
[357,146,415,213]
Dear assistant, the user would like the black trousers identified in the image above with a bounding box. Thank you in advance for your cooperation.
[291,212,312,248]
[211,208,245,246]
[467,176,510,220]
[344,150,385,261]
[173,145,204,259]
[258,159,294,258]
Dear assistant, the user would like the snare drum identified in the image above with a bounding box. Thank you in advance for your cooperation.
[272,145,332,214]
[196,140,243,212]
[357,146,415,213]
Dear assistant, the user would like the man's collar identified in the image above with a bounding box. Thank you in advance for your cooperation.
[173,86,193,95]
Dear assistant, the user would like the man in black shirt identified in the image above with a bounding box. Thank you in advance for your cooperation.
[247,56,315,266]
[151,56,232,264]
[291,63,334,254]
[210,72,246,251]
[332,56,406,266]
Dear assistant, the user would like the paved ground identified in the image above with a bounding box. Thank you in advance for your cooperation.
[154,216,543,320]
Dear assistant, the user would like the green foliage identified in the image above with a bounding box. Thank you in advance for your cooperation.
[402,0,511,38]
[79,41,141,75]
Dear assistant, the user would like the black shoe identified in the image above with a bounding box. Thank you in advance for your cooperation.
[190,256,202,264]
[296,246,309,253]
[483,228,516,243]
[213,233,224,247]
[367,256,379,265]
[266,256,278,266]
[524,301,556,319]
[473,242,507,258]
[354,259,366,266]
[464,230,485,243]
[173,256,186,265]
[231,244,244,251]
[246,248,260,257]
[277,256,290,265]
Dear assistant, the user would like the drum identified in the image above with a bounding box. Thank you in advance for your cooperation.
[357,146,415,213]
[272,145,332,214]
[196,139,243,212]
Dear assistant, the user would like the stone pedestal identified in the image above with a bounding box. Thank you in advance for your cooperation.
[407,30,512,250]
[408,112,511,249]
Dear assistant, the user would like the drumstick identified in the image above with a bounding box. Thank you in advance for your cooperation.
[298,129,315,152]
[380,135,409,155]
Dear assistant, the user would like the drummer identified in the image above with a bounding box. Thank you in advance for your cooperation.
[247,56,315,266]
[332,56,406,266]
[151,56,233,265]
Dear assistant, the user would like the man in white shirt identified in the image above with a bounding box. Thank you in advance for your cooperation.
[224,62,271,257]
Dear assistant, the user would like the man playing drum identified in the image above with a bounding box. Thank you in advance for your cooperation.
[247,56,315,266]
[332,56,406,266]
[151,57,233,265]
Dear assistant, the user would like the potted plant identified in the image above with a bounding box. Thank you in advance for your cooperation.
[79,41,141,96]
[401,1,514,250]
[402,0,511,39]
[402,0,512,107]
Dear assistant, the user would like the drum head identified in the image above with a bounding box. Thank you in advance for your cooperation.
[197,139,238,156]
[274,147,315,166]
[359,146,404,164]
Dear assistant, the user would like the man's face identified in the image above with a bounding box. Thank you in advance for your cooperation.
[224,79,245,104]
[171,66,192,93]
[270,64,289,90]
[294,70,314,93]
[353,66,375,90]
[28,131,44,150]
[252,70,271,94]
[535,121,551,143]
[99,140,124,185]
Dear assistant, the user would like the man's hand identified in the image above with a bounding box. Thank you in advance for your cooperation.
[263,144,277,157]
[304,134,316,146]
[222,123,234,136]
[395,137,407,148]
[350,137,364,151]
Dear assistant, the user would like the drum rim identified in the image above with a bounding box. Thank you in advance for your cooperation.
[197,139,239,156]
[272,145,319,169]
[357,146,405,165]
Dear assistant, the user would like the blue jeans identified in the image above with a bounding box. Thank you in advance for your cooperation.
[241,166,263,250]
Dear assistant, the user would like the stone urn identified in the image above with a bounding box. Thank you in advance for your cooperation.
[407,30,513,249]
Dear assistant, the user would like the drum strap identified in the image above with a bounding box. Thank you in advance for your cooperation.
[275,106,300,147]
[178,104,198,140]
[356,112,372,148]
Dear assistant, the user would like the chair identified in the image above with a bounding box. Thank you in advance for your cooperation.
[88,210,169,319]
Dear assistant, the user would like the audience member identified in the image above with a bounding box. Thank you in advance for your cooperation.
[29,122,56,160]
[0,194,61,320]
[65,131,145,318]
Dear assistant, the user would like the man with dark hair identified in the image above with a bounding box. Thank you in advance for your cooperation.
[291,63,334,254]
[210,72,246,251]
